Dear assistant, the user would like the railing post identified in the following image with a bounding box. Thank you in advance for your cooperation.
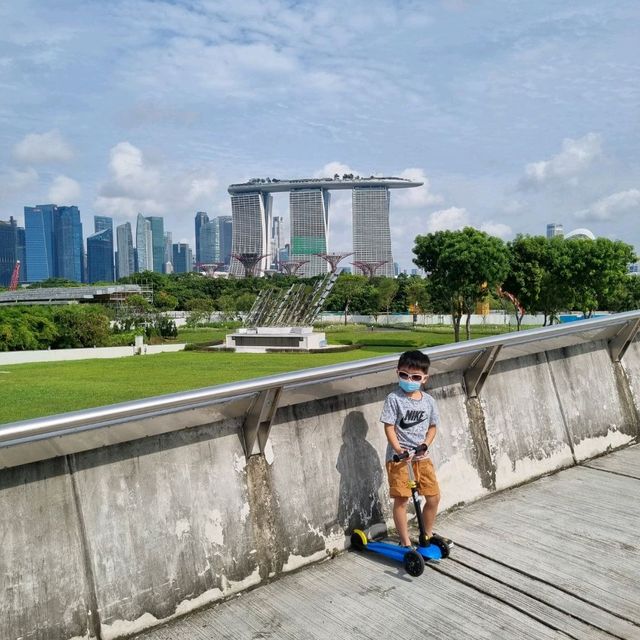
[463,345,502,398]
[608,318,640,363]
[241,387,282,457]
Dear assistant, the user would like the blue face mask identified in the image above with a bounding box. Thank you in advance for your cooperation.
[399,379,422,393]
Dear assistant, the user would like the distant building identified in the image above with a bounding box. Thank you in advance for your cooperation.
[271,215,284,270]
[200,220,218,264]
[95,216,113,234]
[135,213,153,272]
[218,216,233,266]
[115,222,135,279]
[54,206,83,282]
[352,187,394,277]
[229,192,272,275]
[393,262,400,277]
[24,204,56,282]
[290,189,329,277]
[628,262,639,275]
[195,212,208,265]
[0,217,23,287]
[565,228,596,240]
[546,223,564,239]
[145,216,165,272]
[164,232,173,274]
[87,227,114,283]
[172,243,192,273]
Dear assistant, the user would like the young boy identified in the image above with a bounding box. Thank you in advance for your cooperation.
[380,350,440,547]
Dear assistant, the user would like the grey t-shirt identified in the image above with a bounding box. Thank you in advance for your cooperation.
[380,388,440,462]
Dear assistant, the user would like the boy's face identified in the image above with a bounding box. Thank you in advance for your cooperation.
[397,366,428,384]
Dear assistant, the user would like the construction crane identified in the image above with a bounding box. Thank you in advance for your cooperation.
[9,261,20,291]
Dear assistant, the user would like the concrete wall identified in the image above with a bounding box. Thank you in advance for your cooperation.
[1,337,639,639]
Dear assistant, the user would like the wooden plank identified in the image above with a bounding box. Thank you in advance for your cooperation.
[582,444,640,479]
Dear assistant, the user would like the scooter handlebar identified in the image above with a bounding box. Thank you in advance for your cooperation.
[392,443,428,462]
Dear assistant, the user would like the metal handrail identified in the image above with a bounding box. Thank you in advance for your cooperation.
[1,310,639,449]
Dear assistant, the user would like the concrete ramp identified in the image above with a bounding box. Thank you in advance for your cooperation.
[134,445,640,640]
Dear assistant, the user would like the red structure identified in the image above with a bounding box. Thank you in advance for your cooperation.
[231,253,270,277]
[315,252,353,274]
[280,260,309,276]
[352,260,388,278]
[9,261,20,291]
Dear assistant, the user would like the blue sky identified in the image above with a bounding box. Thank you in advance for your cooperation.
[1,0,639,268]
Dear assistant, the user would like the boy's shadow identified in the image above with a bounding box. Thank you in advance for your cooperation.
[335,411,384,534]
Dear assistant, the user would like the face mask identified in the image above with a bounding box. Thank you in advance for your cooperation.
[399,379,421,393]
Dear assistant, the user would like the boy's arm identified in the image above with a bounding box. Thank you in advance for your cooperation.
[423,424,437,449]
[384,423,404,456]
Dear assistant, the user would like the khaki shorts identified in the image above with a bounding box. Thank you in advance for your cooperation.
[386,458,440,498]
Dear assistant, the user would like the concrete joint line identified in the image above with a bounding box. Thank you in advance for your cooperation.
[580,464,640,482]
[608,319,640,363]
[242,386,282,457]
[544,351,576,463]
[66,455,103,640]
[463,345,502,398]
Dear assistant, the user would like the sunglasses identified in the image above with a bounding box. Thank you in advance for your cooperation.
[397,370,426,382]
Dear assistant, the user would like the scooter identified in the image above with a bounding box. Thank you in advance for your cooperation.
[350,444,451,577]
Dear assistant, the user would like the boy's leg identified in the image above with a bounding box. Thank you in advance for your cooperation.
[422,494,440,538]
[393,497,411,546]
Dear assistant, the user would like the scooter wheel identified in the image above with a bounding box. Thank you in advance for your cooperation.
[430,537,450,559]
[404,550,425,576]
[350,529,368,550]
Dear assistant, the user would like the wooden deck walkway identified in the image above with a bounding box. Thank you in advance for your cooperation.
[135,445,640,640]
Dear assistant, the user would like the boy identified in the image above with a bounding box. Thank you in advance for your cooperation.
[380,350,440,547]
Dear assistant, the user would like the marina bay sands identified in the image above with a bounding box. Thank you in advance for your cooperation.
[227,176,422,277]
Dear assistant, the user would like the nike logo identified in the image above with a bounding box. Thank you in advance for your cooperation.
[399,418,424,429]
[399,410,427,429]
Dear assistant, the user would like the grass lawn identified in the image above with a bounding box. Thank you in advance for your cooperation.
[0,324,519,424]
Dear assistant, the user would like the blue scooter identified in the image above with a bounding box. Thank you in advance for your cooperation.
[351,444,451,577]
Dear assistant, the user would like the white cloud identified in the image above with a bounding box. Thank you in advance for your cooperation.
[313,161,358,179]
[13,129,74,164]
[521,132,602,187]
[394,168,443,208]
[48,175,81,203]
[0,167,39,200]
[480,221,513,239]
[426,207,470,232]
[574,188,640,222]
[94,141,218,220]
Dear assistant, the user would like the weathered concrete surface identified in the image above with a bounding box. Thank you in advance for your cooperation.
[2,333,640,639]
[132,445,640,640]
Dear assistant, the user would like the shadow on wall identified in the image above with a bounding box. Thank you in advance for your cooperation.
[335,411,384,534]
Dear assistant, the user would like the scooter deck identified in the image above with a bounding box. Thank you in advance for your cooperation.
[364,539,448,561]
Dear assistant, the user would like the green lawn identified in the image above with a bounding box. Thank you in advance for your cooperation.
[0,325,517,424]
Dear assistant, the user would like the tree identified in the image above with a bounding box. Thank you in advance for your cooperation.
[375,277,399,322]
[52,307,111,348]
[413,228,510,341]
[325,275,377,324]
[185,297,214,327]
[404,278,430,320]
[608,276,640,311]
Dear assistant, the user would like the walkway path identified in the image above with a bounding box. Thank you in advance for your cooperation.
[134,445,640,640]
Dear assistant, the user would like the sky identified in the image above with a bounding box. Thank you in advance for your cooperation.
[0,0,639,269]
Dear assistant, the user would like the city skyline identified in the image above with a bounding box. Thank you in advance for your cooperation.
[1,1,638,270]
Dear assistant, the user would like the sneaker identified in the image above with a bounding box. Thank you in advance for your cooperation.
[431,533,454,548]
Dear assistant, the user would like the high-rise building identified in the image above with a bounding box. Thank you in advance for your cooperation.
[54,206,83,282]
[289,189,329,277]
[229,192,272,275]
[145,216,165,272]
[200,220,218,264]
[116,222,135,279]
[15,225,26,283]
[24,204,56,282]
[546,223,564,239]
[195,211,209,265]
[270,215,284,270]
[172,243,192,273]
[164,232,173,274]
[352,187,394,277]
[0,216,22,287]
[87,227,114,283]
[218,216,233,266]
[95,216,113,234]
[135,213,153,272]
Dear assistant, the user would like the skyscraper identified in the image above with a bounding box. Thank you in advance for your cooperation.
[0,217,21,287]
[95,216,113,233]
[172,243,192,273]
[145,216,165,272]
[546,223,564,239]
[87,228,114,283]
[195,211,209,265]
[200,220,218,264]
[218,216,233,266]
[54,206,83,282]
[352,186,394,277]
[135,213,153,272]
[229,192,272,275]
[24,204,56,282]
[289,189,329,277]
[271,215,283,271]
[116,222,135,279]
[164,232,173,274]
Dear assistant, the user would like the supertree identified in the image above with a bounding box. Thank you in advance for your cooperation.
[315,252,353,274]
[231,253,270,277]
[352,260,388,278]
[280,260,309,276]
